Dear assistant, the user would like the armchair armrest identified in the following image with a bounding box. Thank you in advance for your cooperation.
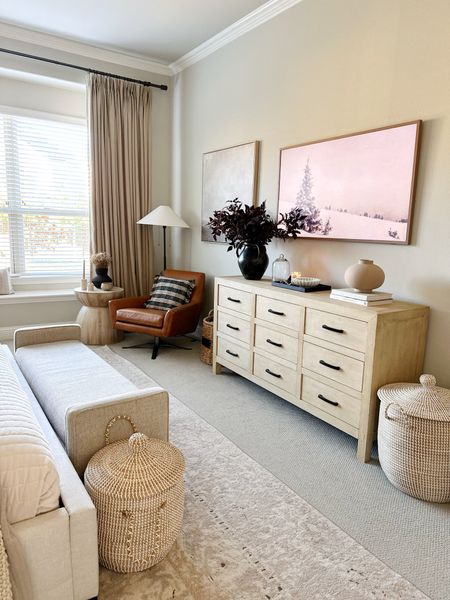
[163,301,202,336]
[109,295,149,325]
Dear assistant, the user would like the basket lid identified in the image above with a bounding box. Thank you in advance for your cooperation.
[378,374,450,421]
[86,433,185,498]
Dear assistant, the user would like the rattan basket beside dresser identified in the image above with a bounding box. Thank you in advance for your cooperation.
[213,276,429,462]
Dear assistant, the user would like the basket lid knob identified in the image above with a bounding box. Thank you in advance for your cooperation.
[420,374,436,388]
[128,432,149,454]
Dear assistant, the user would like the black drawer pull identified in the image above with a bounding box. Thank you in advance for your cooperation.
[266,338,283,348]
[227,296,241,303]
[226,323,240,331]
[318,393,339,407]
[322,324,344,334]
[319,359,341,371]
[226,349,239,358]
[268,308,285,316]
[265,368,282,379]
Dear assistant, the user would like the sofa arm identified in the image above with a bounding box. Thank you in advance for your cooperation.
[66,387,169,476]
[164,302,202,336]
[14,324,81,351]
[109,295,149,325]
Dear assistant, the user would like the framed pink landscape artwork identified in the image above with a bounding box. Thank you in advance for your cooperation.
[277,121,421,244]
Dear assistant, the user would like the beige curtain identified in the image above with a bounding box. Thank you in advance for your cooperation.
[88,73,153,296]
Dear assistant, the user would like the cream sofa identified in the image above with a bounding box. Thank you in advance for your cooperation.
[0,324,170,600]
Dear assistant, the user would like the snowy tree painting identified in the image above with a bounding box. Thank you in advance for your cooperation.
[277,122,421,243]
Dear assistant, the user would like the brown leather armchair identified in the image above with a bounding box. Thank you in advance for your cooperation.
[109,269,205,359]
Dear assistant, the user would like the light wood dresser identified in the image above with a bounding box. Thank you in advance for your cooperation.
[212,276,429,462]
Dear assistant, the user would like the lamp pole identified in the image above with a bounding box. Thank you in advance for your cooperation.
[163,225,167,270]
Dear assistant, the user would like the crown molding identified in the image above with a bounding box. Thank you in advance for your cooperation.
[170,0,303,73]
[0,22,172,77]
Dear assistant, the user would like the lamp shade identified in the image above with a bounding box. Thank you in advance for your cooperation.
[137,205,189,228]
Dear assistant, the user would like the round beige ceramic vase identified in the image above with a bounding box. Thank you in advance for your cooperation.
[344,259,385,293]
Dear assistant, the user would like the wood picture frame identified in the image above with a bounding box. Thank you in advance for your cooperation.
[201,141,260,243]
[277,121,422,244]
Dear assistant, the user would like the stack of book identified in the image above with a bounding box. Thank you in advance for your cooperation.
[330,288,393,306]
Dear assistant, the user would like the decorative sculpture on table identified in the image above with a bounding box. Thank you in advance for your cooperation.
[91,252,113,289]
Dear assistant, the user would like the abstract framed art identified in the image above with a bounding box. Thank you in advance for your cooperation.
[277,121,421,244]
[201,141,260,242]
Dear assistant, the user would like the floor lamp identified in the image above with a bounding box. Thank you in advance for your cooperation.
[137,205,189,270]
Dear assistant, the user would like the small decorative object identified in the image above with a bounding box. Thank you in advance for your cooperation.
[0,268,14,295]
[87,282,95,291]
[378,374,450,502]
[208,199,308,280]
[101,282,113,291]
[272,254,291,283]
[291,276,321,288]
[91,252,113,289]
[200,309,214,366]
[202,141,260,242]
[81,259,88,290]
[278,121,421,244]
[344,259,385,293]
[85,417,185,573]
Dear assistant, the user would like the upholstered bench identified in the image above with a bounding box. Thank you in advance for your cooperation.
[14,324,169,476]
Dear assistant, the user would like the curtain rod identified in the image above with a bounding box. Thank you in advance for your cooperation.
[0,47,168,90]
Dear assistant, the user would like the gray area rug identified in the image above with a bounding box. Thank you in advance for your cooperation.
[96,345,429,600]
[109,335,450,600]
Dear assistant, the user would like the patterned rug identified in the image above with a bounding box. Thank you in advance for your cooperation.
[95,346,428,600]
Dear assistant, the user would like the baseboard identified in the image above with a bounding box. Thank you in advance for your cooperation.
[0,321,74,341]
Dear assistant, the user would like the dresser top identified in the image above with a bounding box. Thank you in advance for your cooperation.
[215,276,428,320]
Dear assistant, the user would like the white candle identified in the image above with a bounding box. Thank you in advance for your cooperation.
[82,259,85,279]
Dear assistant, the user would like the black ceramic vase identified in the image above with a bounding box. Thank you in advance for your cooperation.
[92,267,112,289]
[237,244,269,280]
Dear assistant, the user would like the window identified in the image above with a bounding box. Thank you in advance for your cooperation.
[0,110,90,276]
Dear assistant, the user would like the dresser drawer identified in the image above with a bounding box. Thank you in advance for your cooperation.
[217,310,251,344]
[302,341,364,391]
[253,353,297,395]
[254,323,298,365]
[305,308,367,353]
[217,336,251,372]
[301,375,361,428]
[256,295,302,331]
[218,285,253,315]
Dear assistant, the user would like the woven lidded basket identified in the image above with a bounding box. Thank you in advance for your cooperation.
[200,309,214,365]
[84,416,185,573]
[378,374,450,502]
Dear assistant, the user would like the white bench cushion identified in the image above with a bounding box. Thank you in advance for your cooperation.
[0,348,60,524]
[15,341,136,444]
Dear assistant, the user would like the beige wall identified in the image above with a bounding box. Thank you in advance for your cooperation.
[172,0,450,385]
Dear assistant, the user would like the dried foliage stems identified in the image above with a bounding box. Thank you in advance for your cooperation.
[91,252,112,267]
[208,198,316,251]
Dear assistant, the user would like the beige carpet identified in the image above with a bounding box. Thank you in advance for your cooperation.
[95,346,428,600]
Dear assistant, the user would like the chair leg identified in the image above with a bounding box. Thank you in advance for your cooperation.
[151,336,161,360]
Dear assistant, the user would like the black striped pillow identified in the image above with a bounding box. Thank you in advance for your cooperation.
[145,275,195,311]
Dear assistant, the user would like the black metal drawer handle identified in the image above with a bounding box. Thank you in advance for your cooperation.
[226,349,239,358]
[226,323,240,331]
[268,308,285,316]
[227,296,241,303]
[318,393,339,407]
[265,368,282,379]
[319,359,341,371]
[266,338,283,348]
[322,324,344,334]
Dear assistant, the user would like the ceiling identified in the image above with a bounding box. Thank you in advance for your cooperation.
[0,0,270,63]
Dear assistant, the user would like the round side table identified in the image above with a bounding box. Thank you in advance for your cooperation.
[74,286,124,345]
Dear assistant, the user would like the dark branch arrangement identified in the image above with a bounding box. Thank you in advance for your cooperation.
[208,198,310,251]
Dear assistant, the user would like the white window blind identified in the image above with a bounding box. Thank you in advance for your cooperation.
[0,111,90,276]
